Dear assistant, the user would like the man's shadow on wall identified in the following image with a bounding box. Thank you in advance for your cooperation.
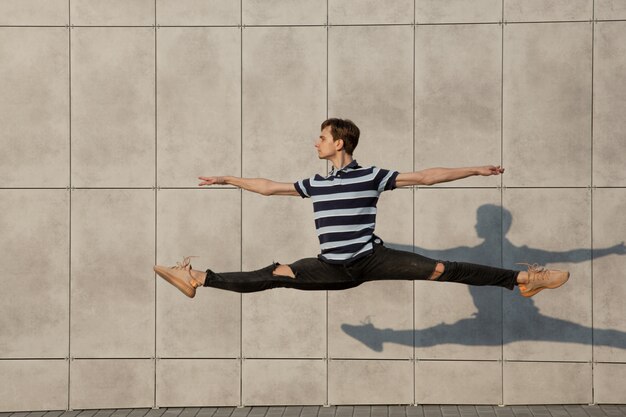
[341,204,626,352]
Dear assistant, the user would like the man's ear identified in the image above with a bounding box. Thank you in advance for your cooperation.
[335,138,344,151]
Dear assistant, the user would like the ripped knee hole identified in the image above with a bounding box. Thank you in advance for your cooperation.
[429,262,445,280]
[272,264,296,279]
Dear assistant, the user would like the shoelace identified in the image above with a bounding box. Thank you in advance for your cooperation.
[516,262,549,282]
[172,255,199,271]
[171,255,201,287]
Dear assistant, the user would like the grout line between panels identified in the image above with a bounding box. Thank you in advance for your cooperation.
[9,18,626,29]
[0,24,73,27]
[240,0,244,405]
[500,0,505,406]
[501,19,595,25]
[153,0,158,409]
[412,1,416,404]
[325,0,330,406]
[67,0,72,410]
[6,185,624,191]
[590,0,595,405]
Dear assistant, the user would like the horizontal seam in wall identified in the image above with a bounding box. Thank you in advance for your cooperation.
[7,186,626,190]
[6,19,626,29]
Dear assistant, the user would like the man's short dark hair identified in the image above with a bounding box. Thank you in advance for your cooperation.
[321,118,359,155]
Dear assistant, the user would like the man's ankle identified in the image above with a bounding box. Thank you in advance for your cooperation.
[517,271,528,284]
[190,269,207,285]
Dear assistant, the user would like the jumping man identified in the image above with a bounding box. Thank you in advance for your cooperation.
[153,118,570,298]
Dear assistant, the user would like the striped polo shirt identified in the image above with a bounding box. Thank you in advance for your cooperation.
[294,160,399,264]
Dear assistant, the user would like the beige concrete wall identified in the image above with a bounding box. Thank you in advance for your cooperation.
[1,0,625,411]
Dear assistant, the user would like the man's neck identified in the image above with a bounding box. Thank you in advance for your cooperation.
[329,152,353,171]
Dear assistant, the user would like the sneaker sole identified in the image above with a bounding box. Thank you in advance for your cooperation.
[520,271,570,297]
[154,265,196,298]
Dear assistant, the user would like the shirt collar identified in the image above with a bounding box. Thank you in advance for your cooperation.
[329,159,359,176]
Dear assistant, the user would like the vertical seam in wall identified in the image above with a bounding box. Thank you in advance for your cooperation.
[412,2,416,405]
[153,0,158,409]
[325,0,329,406]
[500,0,505,406]
[590,0,595,404]
[326,14,330,179]
[67,0,72,410]
[240,0,244,406]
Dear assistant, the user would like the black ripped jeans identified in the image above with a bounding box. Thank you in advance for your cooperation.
[203,240,519,293]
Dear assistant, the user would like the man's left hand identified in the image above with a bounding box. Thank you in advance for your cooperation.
[477,165,505,176]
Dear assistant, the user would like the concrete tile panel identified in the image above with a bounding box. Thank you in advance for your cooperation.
[70,0,154,26]
[593,22,626,186]
[157,359,240,407]
[414,189,503,360]
[592,189,626,362]
[242,27,326,182]
[157,0,240,25]
[415,24,501,187]
[0,28,69,188]
[71,189,155,357]
[242,192,319,269]
[503,188,592,362]
[0,190,69,358]
[71,27,154,188]
[242,286,326,358]
[243,0,325,25]
[328,189,413,359]
[329,0,413,24]
[157,27,240,187]
[503,23,592,187]
[415,0,501,24]
[329,282,413,358]
[415,360,501,404]
[156,189,241,358]
[242,359,325,405]
[328,359,413,405]
[0,360,68,412]
[414,189,502,265]
[329,26,413,174]
[596,1,626,20]
[70,359,154,409]
[594,363,626,404]
[503,361,592,405]
[505,0,592,22]
[377,187,413,249]
[0,0,67,25]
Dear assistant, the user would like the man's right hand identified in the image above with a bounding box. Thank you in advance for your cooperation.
[198,176,227,186]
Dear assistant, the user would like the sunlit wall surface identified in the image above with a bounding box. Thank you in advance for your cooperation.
[1,0,626,411]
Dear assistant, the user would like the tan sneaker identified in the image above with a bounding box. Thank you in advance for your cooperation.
[154,256,203,298]
[516,262,570,297]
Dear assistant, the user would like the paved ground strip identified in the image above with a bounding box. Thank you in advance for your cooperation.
[3,405,626,417]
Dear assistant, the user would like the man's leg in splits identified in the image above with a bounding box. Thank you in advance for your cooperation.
[194,256,364,293]
[356,242,518,289]
[155,255,366,297]
[354,241,567,296]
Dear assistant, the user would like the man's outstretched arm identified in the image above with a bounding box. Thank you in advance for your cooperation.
[395,165,504,187]
[198,176,300,196]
